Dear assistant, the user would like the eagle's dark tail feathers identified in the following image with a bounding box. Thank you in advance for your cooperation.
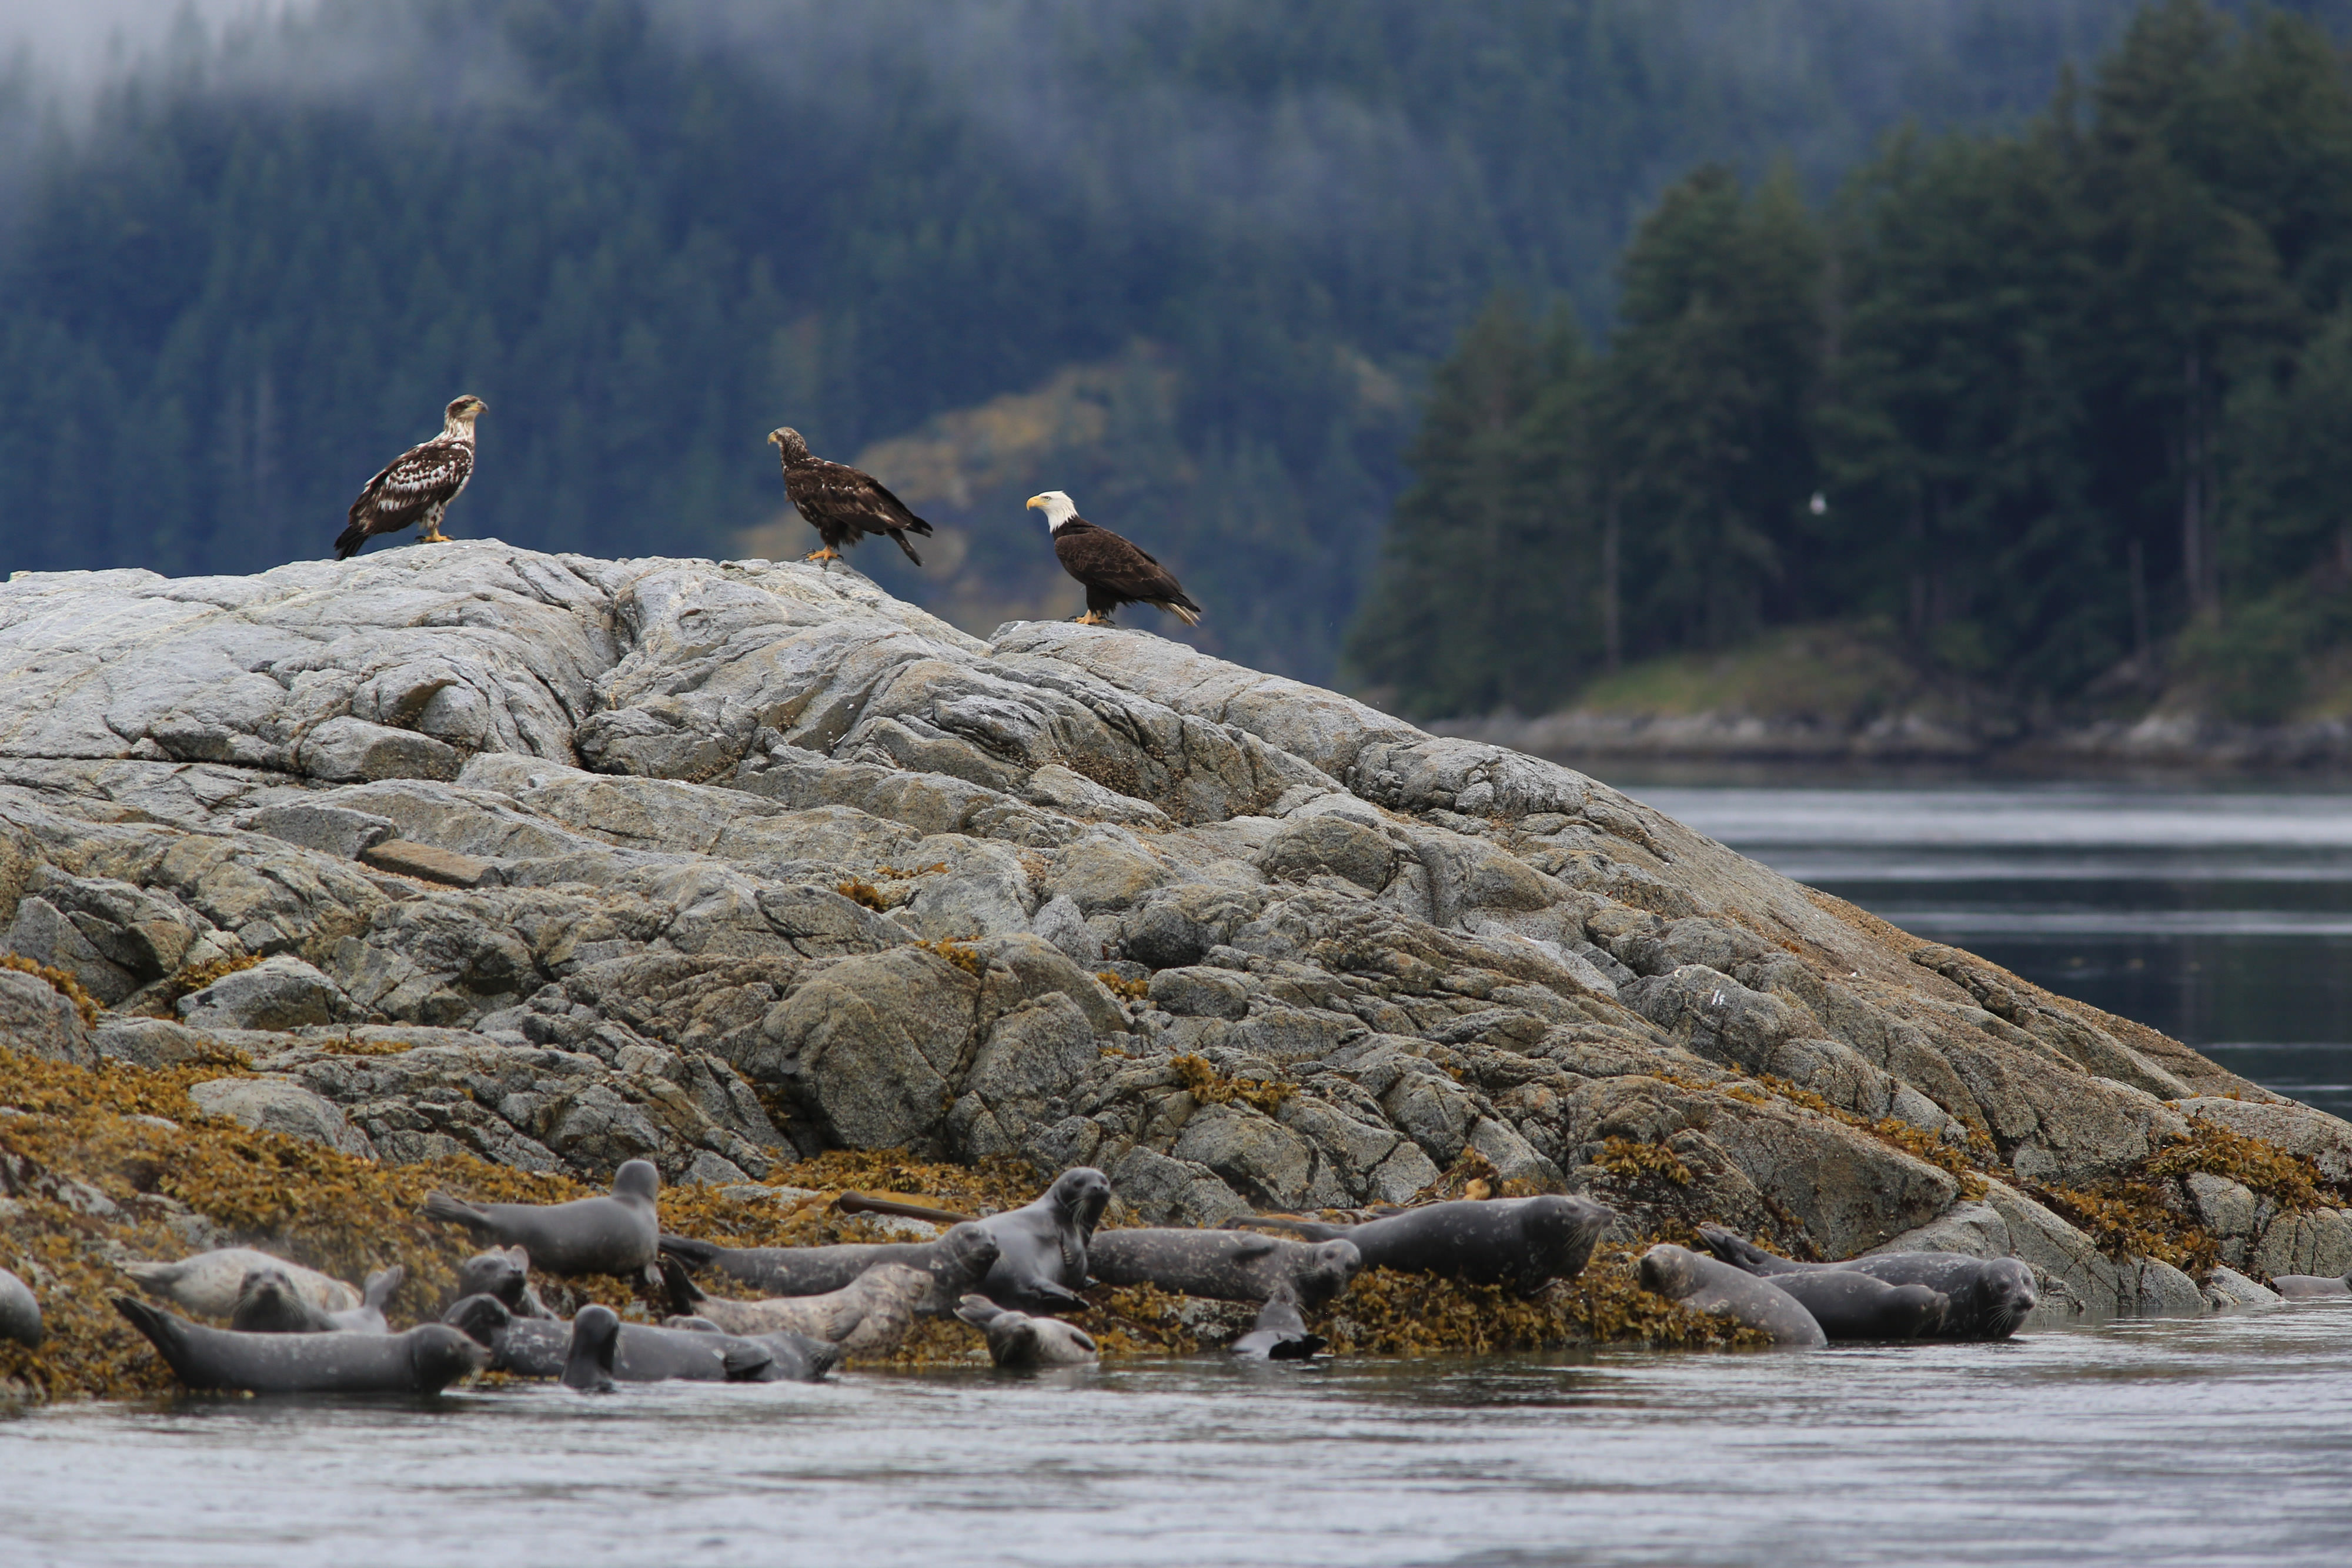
[333,521,369,561]
[893,530,925,567]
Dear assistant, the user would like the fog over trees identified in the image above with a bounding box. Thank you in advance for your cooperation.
[0,0,2338,685]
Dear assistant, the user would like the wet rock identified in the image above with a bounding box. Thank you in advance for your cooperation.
[2249,1208,2352,1281]
[2134,1259,2205,1316]
[2203,1265,2280,1308]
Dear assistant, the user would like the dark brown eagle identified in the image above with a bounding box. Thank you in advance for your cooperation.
[335,394,486,560]
[767,426,933,566]
[1027,491,1202,627]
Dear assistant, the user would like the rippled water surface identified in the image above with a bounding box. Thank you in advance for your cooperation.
[14,782,2352,1567]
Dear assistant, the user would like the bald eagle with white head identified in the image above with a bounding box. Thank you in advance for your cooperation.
[767,426,933,566]
[335,395,485,559]
[1027,492,1202,627]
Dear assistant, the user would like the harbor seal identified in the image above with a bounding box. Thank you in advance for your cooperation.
[452,1245,554,1318]
[562,1305,623,1392]
[2272,1272,2352,1299]
[231,1266,405,1334]
[1749,1269,1947,1341]
[1698,1226,2037,1340]
[1,1265,42,1347]
[115,1296,486,1393]
[1087,1229,1362,1308]
[1229,1296,1324,1361]
[1639,1245,1826,1348]
[120,1248,360,1318]
[954,1294,1099,1368]
[423,1159,660,1278]
[659,1221,1000,1311]
[974,1166,1111,1314]
[1241,1195,1614,1294]
[660,1258,935,1355]
[442,1295,836,1383]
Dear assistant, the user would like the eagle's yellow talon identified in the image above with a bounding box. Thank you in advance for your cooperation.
[803,547,840,564]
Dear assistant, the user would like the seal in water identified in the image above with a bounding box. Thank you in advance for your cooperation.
[1747,1269,1946,1341]
[1,1265,42,1347]
[1240,1195,1614,1295]
[1638,1245,1826,1348]
[954,1293,1098,1368]
[1087,1230,1361,1308]
[452,1245,554,1318]
[973,1166,1111,1314]
[661,1259,936,1356]
[1228,1296,1324,1361]
[2272,1272,2352,1299]
[562,1305,622,1392]
[114,1296,486,1394]
[423,1159,660,1278]
[1697,1226,2037,1340]
[121,1248,361,1318]
[231,1266,405,1334]
[442,1295,836,1383]
[659,1221,1000,1312]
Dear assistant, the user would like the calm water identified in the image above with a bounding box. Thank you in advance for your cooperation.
[1636,782,2352,1119]
[8,783,2351,1567]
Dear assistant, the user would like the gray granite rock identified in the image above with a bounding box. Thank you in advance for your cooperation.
[186,1075,377,1158]
[0,965,95,1066]
[178,955,358,1031]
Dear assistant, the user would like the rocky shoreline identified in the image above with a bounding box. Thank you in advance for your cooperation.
[4,542,2350,1395]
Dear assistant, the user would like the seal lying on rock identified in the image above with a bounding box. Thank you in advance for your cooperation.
[1241,1196,1614,1295]
[1,1266,42,1348]
[1087,1230,1361,1308]
[974,1167,1111,1314]
[452,1246,554,1318]
[1746,1269,1946,1342]
[115,1296,486,1393]
[1697,1226,2037,1340]
[230,1266,405,1335]
[1639,1245,1826,1348]
[1228,1296,1324,1361]
[2272,1272,2352,1299]
[442,1294,836,1383]
[662,1259,938,1356]
[954,1294,1100,1368]
[423,1160,660,1279]
[121,1248,362,1318]
[659,1222,1000,1312]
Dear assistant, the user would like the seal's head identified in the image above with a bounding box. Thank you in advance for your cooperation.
[938,1222,1004,1284]
[1524,1195,1617,1273]
[1975,1258,2038,1338]
[1299,1240,1364,1307]
[456,1246,530,1307]
[1045,1168,1112,1235]
[409,1323,492,1386]
[441,1293,514,1348]
[562,1305,621,1393]
[612,1160,661,1207]
[1638,1243,1703,1300]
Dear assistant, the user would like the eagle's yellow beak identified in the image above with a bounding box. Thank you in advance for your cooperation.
[1025,496,1044,510]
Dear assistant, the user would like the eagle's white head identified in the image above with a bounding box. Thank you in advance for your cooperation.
[442,394,487,438]
[1026,492,1080,531]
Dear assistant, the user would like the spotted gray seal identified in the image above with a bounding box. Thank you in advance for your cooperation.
[659,1220,1001,1311]
[442,1294,837,1383]
[660,1259,937,1356]
[954,1293,1099,1368]
[1745,1269,1946,1341]
[452,1245,554,1318]
[1638,1245,1826,1348]
[2272,1272,2352,1299]
[1242,1195,1613,1294]
[423,1160,660,1278]
[974,1167,1110,1314]
[115,1296,486,1393]
[1698,1226,2037,1340]
[120,1248,360,1318]
[1,1265,42,1348]
[1229,1296,1324,1361]
[1087,1230,1361,1308]
[231,1266,405,1334]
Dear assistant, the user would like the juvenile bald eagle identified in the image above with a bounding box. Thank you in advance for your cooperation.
[1027,492,1202,627]
[335,395,486,560]
[767,426,933,566]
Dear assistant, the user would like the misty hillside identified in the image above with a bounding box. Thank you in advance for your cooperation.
[0,0,2243,680]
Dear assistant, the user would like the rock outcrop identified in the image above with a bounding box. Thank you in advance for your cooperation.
[5,541,2349,1312]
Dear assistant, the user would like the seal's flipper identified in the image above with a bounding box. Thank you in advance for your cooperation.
[657,1256,707,1317]
[362,1266,406,1310]
[719,1341,776,1382]
[657,1234,721,1269]
[422,1193,492,1233]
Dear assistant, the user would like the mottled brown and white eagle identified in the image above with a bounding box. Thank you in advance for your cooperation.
[335,395,486,560]
[767,426,933,566]
[1026,491,1202,627]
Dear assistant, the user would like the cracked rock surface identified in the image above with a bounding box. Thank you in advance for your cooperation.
[5,541,2349,1312]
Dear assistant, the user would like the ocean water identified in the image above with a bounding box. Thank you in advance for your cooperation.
[6,783,2350,1567]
